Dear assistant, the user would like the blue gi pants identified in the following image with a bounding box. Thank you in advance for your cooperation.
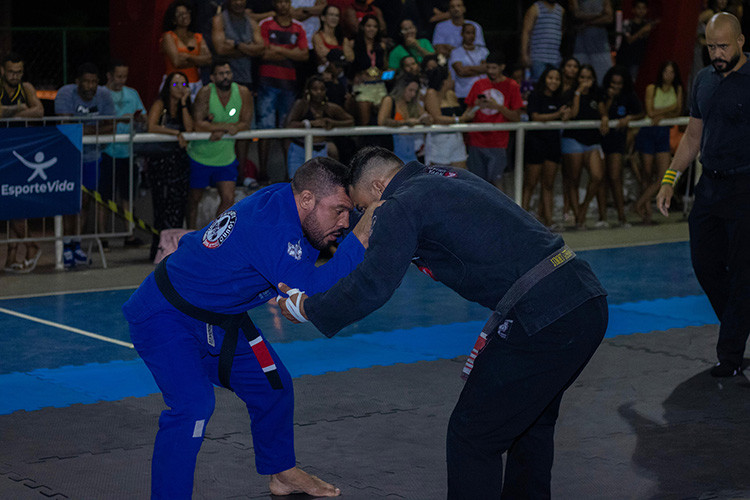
[129,308,295,499]
[446,296,607,499]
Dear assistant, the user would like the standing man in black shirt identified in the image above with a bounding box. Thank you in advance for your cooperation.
[657,12,750,378]
[277,146,608,498]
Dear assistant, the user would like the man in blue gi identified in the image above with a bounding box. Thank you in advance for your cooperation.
[277,147,608,498]
[123,157,376,498]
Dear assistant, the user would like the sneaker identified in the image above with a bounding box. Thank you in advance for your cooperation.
[63,244,75,270]
[72,242,90,265]
[710,362,741,378]
[123,236,145,248]
[594,220,610,229]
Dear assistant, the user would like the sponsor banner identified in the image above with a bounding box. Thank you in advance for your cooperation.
[0,124,83,219]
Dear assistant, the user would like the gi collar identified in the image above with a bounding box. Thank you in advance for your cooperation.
[380,161,425,200]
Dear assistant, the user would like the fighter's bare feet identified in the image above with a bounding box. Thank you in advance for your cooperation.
[269,466,341,497]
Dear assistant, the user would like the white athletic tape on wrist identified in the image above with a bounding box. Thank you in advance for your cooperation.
[278,288,308,323]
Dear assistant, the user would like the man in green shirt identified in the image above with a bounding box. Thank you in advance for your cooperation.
[187,60,253,228]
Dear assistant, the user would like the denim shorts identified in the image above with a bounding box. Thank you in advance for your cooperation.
[256,85,297,130]
[561,137,602,155]
[82,157,101,192]
[287,142,328,178]
[189,158,238,189]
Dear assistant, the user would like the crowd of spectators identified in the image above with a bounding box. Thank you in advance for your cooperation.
[3,0,738,272]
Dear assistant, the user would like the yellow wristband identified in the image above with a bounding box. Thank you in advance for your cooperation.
[661,169,678,186]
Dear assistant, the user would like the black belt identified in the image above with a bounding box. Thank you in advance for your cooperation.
[462,245,577,380]
[154,256,283,391]
[702,164,750,179]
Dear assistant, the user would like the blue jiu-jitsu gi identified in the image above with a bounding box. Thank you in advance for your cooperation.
[122,183,364,498]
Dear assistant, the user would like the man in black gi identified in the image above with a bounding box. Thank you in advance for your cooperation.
[657,12,750,378]
[276,146,608,498]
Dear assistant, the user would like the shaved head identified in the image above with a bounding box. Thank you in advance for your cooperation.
[707,12,742,37]
[705,12,745,75]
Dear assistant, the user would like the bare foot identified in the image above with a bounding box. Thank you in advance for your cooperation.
[269,466,341,497]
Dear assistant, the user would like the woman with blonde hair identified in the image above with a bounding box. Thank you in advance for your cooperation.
[377,74,433,162]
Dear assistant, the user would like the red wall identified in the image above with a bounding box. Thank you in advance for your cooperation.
[620,0,703,99]
[109,0,174,107]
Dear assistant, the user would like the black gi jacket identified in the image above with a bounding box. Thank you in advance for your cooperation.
[306,162,607,337]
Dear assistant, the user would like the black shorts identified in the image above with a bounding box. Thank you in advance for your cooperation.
[601,131,627,155]
[525,134,561,164]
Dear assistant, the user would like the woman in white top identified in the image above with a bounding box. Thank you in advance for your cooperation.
[423,65,476,169]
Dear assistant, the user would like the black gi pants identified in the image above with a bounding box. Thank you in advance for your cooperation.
[446,296,608,499]
[688,173,750,368]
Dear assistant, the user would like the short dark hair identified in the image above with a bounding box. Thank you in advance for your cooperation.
[349,146,403,186]
[291,156,350,198]
[2,52,24,66]
[108,58,127,74]
[211,57,231,74]
[486,52,506,66]
[77,62,100,79]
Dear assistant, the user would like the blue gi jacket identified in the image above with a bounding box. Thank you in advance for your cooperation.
[123,183,365,323]
[305,162,607,336]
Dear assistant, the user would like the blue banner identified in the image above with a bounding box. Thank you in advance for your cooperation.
[0,124,82,220]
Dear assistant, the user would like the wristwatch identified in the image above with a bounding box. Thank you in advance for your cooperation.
[234,40,240,49]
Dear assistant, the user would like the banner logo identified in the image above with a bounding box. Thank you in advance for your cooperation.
[13,150,58,181]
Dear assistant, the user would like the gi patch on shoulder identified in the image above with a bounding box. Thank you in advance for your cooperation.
[202,210,237,249]
[287,240,303,260]
[425,165,457,178]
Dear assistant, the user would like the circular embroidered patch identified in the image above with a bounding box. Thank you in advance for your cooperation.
[202,210,237,249]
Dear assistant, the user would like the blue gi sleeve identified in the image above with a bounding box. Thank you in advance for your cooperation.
[253,227,366,298]
[305,199,420,337]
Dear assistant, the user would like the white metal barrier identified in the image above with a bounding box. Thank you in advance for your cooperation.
[89,115,691,206]
[4,116,692,271]
[2,115,135,269]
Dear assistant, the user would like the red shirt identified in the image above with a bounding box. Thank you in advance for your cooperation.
[465,77,523,149]
[259,17,308,90]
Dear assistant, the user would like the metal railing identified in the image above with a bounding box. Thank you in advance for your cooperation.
[87,115,692,205]
[3,115,693,271]
[1,115,134,269]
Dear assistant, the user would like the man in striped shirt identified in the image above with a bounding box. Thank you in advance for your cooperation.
[520,0,565,81]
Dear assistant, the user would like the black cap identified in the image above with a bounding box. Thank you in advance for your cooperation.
[326,48,346,64]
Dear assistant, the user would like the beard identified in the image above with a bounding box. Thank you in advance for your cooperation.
[215,79,232,91]
[302,209,342,251]
[712,53,741,74]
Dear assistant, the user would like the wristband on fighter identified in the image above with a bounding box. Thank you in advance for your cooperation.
[661,169,679,186]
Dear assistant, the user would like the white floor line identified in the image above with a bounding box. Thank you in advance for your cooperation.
[0,307,134,349]
[0,285,137,301]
